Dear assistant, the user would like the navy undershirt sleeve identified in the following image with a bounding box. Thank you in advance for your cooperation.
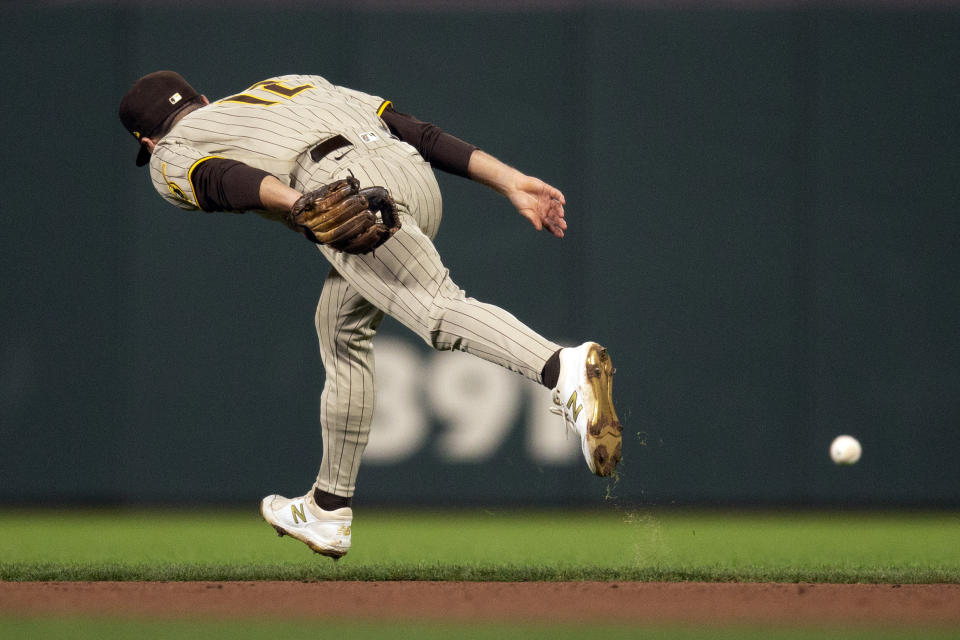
[380,108,477,178]
[191,158,272,212]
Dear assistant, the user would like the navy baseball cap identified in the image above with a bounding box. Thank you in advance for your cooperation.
[119,71,199,166]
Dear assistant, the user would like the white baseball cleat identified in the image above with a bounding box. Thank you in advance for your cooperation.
[551,342,623,477]
[260,492,352,559]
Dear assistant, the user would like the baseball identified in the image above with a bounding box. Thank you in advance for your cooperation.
[830,435,862,465]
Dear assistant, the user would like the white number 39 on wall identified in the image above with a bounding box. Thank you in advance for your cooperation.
[363,337,579,466]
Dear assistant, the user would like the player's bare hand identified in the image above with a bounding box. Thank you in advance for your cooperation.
[508,176,567,239]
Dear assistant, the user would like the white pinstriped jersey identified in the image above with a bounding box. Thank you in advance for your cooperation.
[140,73,565,498]
[148,74,420,214]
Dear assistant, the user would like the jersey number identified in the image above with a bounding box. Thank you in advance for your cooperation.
[220,80,314,106]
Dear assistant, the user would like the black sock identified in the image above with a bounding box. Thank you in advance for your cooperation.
[313,488,352,511]
[541,348,562,389]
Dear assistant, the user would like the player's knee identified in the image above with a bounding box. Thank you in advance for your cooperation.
[427,330,462,352]
[419,282,468,352]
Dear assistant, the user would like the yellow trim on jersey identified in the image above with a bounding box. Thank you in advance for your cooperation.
[187,155,226,200]
[162,162,192,205]
[246,79,273,90]
[246,79,278,91]
[219,79,314,107]
[220,94,279,107]
[259,81,314,99]
[377,100,393,117]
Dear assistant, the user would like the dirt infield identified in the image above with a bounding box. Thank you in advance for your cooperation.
[2,581,960,627]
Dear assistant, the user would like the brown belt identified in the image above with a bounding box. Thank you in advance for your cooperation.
[310,134,351,162]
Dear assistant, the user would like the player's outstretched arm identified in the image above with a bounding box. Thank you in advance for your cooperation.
[467,150,567,238]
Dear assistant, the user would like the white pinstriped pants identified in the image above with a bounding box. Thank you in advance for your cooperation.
[293,152,560,497]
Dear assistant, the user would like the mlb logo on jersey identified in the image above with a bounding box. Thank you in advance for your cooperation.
[359,131,380,144]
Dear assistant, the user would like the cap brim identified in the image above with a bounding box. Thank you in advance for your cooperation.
[135,143,151,167]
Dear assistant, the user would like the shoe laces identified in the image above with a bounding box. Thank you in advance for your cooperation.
[549,389,576,436]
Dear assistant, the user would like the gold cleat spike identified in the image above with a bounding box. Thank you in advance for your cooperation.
[584,345,623,477]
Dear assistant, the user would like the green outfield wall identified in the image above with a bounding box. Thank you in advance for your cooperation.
[1,3,958,506]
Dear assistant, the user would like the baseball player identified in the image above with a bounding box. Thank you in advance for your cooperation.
[119,70,622,559]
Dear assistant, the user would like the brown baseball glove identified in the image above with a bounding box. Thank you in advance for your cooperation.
[287,176,400,254]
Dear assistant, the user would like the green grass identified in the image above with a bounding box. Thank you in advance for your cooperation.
[1,507,958,583]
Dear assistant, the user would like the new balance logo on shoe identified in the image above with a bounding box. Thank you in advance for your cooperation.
[262,494,352,559]
[291,502,307,524]
[566,391,583,421]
